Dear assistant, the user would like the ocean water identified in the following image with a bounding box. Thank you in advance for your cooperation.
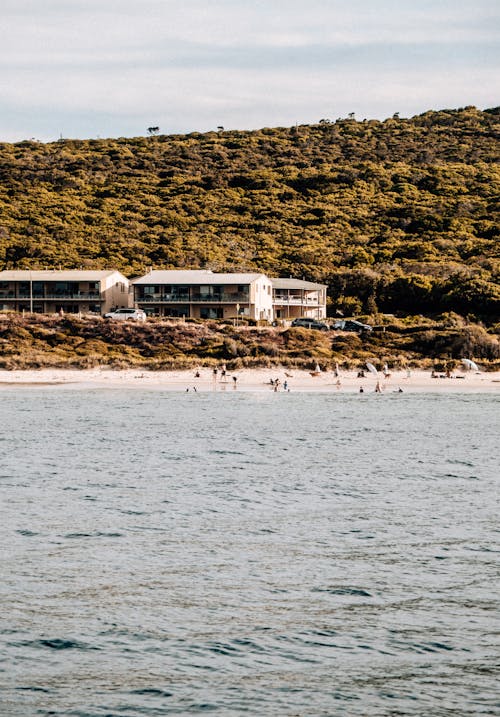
[0,389,498,717]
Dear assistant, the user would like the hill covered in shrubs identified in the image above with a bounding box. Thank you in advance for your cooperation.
[0,106,498,322]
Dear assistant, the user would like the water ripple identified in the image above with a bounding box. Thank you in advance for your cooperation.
[0,390,498,716]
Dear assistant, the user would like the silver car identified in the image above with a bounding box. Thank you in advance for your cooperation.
[104,308,146,321]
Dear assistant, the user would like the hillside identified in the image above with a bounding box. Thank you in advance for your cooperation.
[0,106,499,321]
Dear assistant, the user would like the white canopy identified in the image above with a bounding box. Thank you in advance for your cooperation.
[462,358,480,371]
[366,362,378,376]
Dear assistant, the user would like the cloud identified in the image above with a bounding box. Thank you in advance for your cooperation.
[1,0,499,141]
[3,0,498,56]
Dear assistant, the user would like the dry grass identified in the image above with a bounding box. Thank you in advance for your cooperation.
[0,313,498,371]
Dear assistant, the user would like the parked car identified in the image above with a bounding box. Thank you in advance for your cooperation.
[104,308,146,321]
[291,318,329,331]
[333,319,372,333]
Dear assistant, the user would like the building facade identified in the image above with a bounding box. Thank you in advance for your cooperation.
[132,270,274,321]
[0,268,328,322]
[271,278,327,320]
[0,270,130,315]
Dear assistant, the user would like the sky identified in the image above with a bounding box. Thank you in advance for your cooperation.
[1,0,499,142]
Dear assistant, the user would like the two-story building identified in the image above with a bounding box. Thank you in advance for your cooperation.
[0,270,130,315]
[271,278,327,320]
[0,268,328,322]
[132,270,274,321]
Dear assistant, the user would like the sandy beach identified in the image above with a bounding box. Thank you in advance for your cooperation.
[0,367,499,393]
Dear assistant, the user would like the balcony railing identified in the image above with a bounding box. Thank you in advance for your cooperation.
[273,295,321,305]
[43,293,102,300]
[2,292,103,301]
[137,292,250,303]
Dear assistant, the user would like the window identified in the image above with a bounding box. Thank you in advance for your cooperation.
[140,285,161,301]
[199,285,221,298]
[200,307,223,319]
[18,281,46,297]
[56,304,79,314]
[54,282,78,296]
[166,306,189,317]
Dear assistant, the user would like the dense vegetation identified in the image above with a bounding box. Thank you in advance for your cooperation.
[0,106,498,322]
[1,314,498,371]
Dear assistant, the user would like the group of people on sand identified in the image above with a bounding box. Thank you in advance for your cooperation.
[189,366,238,391]
[187,364,410,394]
[431,368,454,379]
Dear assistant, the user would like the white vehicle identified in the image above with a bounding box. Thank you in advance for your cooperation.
[104,308,146,322]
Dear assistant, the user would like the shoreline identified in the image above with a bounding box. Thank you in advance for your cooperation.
[0,367,499,393]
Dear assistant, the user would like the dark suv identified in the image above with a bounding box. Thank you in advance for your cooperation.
[291,318,329,331]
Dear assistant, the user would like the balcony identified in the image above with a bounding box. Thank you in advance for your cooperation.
[273,295,321,305]
[137,292,250,304]
[9,292,102,301]
[42,293,102,301]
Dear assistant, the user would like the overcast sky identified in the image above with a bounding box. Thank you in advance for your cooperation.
[1,0,498,142]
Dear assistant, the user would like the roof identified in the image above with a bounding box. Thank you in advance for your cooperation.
[271,277,327,290]
[132,270,266,285]
[0,270,127,282]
